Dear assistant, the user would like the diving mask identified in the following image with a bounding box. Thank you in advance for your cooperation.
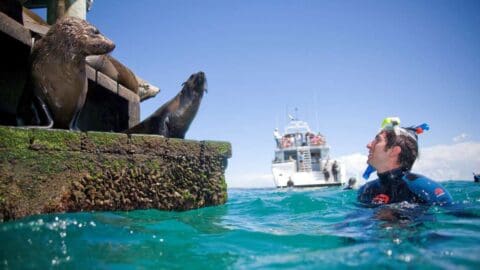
[380,117,429,141]
[362,117,430,180]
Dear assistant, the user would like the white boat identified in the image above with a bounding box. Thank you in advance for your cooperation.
[272,118,346,188]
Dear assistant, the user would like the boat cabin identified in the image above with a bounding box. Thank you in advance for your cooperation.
[273,119,330,172]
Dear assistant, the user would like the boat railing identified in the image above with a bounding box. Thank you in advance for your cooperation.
[278,134,326,150]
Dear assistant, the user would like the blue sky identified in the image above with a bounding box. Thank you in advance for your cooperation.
[41,1,480,187]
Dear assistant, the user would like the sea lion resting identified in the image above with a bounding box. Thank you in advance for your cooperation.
[21,16,115,130]
[127,72,207,139]
[86,55,160,101]
[86,54,138,94]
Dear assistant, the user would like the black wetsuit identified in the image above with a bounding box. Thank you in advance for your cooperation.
[357,168,453,207]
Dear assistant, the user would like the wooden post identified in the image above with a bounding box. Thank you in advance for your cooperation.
[47,0,87,24]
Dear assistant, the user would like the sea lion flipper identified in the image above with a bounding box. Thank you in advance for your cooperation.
[34,96,54,128]
[16,95,53,128]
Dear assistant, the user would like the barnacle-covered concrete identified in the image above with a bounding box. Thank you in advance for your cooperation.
[0,126,231,222]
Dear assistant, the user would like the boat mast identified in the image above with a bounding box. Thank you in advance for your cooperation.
[314,91,320,132]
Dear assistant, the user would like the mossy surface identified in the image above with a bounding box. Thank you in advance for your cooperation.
[204,140,232,158]
[0,126,231,222]
[0,126,31,150]
[30,128,82,151]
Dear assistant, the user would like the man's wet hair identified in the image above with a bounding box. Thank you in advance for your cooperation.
[382,130,418,171]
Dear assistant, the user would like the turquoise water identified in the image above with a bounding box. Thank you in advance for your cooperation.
[1,181,479,269]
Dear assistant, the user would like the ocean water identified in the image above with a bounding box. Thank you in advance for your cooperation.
[1,181,479,269]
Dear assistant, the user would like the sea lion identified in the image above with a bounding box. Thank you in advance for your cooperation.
[86,54,139,93]
[127,71,207,139]
[23,16,115,130]
[86,54,119,82]
[137,76,160,101]
[86,55,160,101]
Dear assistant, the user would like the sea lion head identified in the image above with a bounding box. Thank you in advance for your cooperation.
[46,16,115,57]
[182,71,208,96]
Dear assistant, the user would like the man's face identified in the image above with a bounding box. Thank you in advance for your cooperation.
[366,132,391,171]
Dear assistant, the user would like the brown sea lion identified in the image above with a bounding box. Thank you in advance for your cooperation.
[85,54,119,81]
[127,71,207,139]
[23,16,115,130]
[108,56,139,93]
[137,76,160,102]
[86,54,139,93]
[86,55,160,100]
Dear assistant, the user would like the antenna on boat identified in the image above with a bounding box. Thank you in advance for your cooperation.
[285,104,289,124]
[294,107,298,120]
[314,91,319,131]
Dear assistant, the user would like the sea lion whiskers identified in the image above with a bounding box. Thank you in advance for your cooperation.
[81,24,115,55]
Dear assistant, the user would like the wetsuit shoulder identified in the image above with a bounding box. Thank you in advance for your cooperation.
[357,179,381,204]
[402,172,453,206]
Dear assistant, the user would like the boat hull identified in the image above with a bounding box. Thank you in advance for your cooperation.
[272,162,346,188]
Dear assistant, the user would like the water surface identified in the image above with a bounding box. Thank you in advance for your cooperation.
[1,181,479,269]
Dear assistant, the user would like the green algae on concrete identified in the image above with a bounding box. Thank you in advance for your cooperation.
[30,128,82,151]
[0,126,231,222]
[0,126,31,150]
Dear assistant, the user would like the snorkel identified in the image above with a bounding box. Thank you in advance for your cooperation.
[362,117,429,180]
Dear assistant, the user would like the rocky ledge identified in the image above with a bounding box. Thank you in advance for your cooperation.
[0,126,231,222]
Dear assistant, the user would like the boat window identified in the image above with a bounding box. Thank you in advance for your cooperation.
[320,149,330,159]
[274,152,283,162]
[284,152,297,161]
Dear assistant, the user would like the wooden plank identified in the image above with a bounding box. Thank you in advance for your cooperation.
[118,84,140,102]
[128,100,140,128]
[86,65,140,103]
[94,67,118,92]
[0,11,32,46]
[23,20,49,35]
[85,65,96,81]
[22,7,50,36]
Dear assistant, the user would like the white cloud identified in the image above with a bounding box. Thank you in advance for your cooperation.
[414,141,480,181]
[453,133,469,143]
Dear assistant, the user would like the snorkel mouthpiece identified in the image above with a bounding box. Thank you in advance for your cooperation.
[362,117,429,180]
[362,165,376,180]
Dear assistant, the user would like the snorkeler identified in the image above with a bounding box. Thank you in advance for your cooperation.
[357,117,453,207]
[344,177,357,190]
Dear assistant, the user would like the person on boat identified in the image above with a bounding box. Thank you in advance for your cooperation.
[323,167,330,181]
[273,128,282,148]
[357,117,453,207]
[310,134,319,145]
[317,133,326,145]
[305,132,312,145]
[295,133,302,146]
[332,161,339,181]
